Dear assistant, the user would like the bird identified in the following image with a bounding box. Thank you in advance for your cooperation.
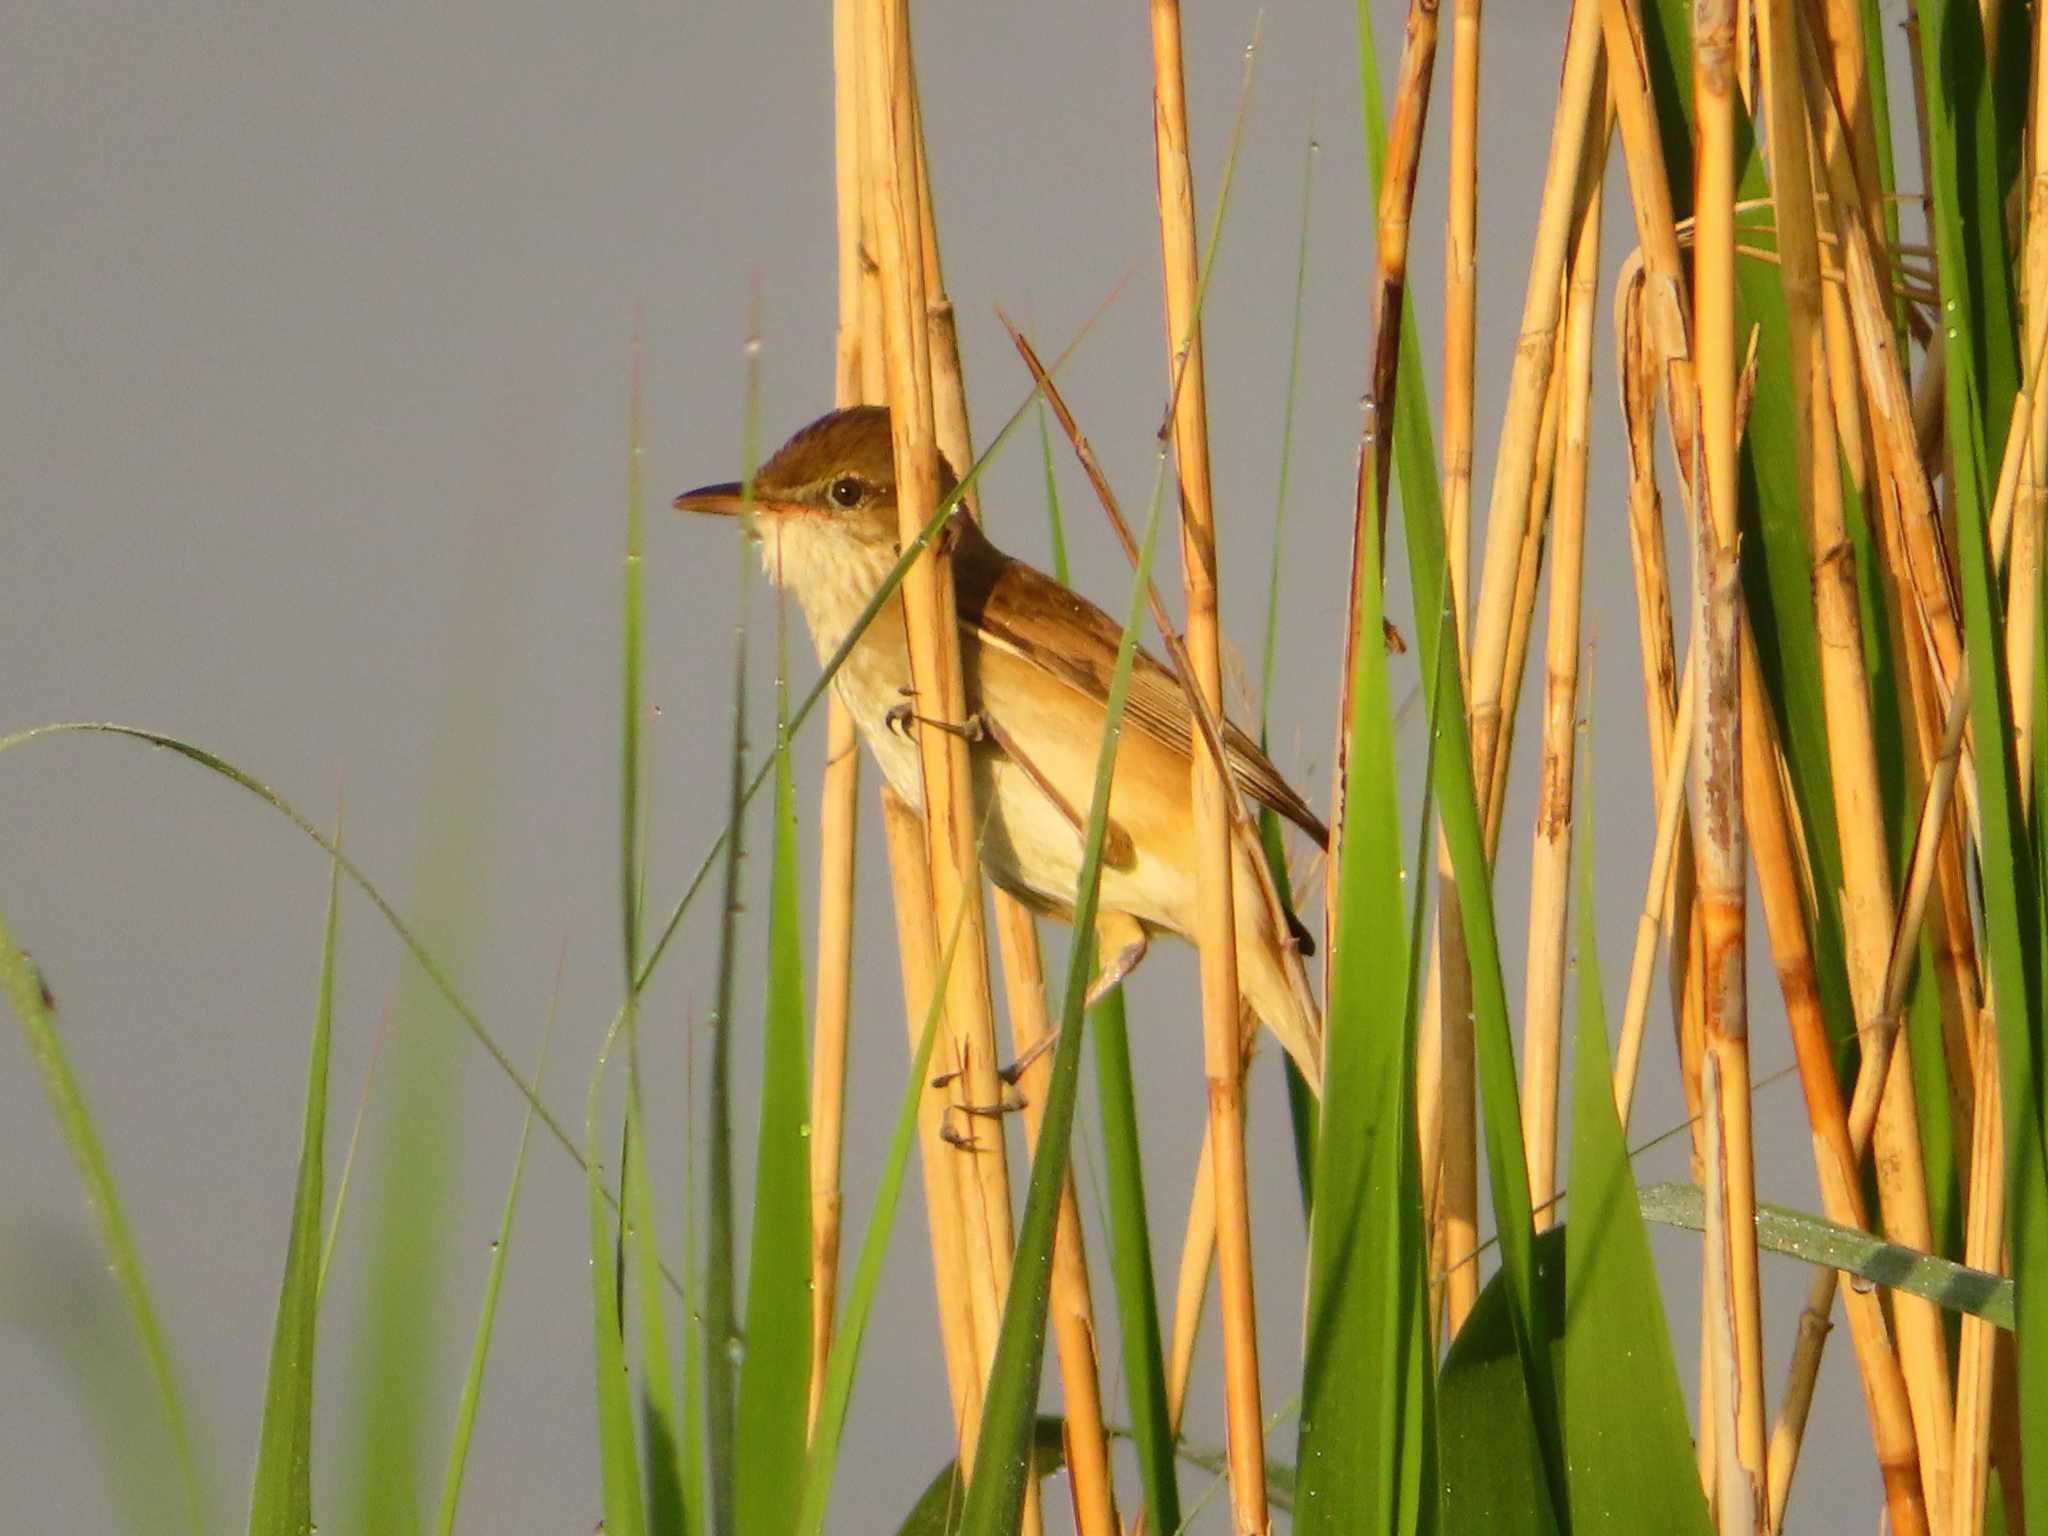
[675,404,1326,1095]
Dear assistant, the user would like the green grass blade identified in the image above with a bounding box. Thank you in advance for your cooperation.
[1089,979,1181,1531]
[1436,1229,1565,1536]
[1564,851,1711,1534]
[1297,414,1434,1529]
[433,977,556,1536]
[958,459,1167,1535]
[627,1098,684,1536]
[894,1419,1068,1535]
[317,1002,386,1302]
[246,815,343,1536]
[732,612,812,1536]
[1636,1184,2016,1330]
[0,908,209,1535]
[588,1017,650,1536]
[797,879,972,1535]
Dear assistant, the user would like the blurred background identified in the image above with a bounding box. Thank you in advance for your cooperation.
[3,1,1883,1527]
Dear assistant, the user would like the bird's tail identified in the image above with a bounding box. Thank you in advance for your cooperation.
[1232,827,1324,1097]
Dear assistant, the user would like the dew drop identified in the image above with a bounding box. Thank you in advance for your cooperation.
[1849,1271,1877,1295]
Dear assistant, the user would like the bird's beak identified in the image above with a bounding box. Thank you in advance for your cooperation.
[671,480,750,516]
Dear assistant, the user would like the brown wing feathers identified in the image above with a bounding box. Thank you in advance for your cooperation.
[950,522,1330,851]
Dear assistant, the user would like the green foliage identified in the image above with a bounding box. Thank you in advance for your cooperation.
[246,821,342,1536]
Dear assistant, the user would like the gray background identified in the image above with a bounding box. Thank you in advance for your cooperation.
[3,1,1877,1528]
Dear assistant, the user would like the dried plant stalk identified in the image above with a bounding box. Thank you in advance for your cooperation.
[1521,165,1600,1223]
[856,0,1021,1501]
[1691,4,1768,1527]
[1147,1,1268,1525]
[1951,1020,2004,1536]
[807,0,871,1432]
[1465,0,1604,804]
[1442,0,1483,665]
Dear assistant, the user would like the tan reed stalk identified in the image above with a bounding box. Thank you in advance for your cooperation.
[995,909,1120,1535]
[1444,0,1483,663]
[1761,9,1958,1525]
[1146,4,1268,1524]
[1465,0,1605,811]
[1613,266,1709,1158]
[1952,1022,2004,1536]
[1434,887,1481,1334]
[1521,170,1601,1224]
[1691,6,1770,1529]
[856,1,1023,1507]
[1166,1129,1218,1433]
[879,786,982,1448]
[2013,11,2048,811]
[1613,649,1696,1128]
[1420,0,1483,1341]
[1735,629,1929,1536]
[807,0,870,1434]
[905,84,1119,1536]
[1482,319,1570,848]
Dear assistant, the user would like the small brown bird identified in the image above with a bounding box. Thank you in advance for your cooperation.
[676,406,1326,1094]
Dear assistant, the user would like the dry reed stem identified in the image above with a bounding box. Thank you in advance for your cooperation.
[1465,0,1605,811]
[1147,3,1268,1524]
[1952,1020,2004,1536]
[807,0,871,1432]
[1613,264,1709,1161]
[1521,167,1600,1224]
[1443,0,1483,672]
[880,786,983,1451]
[1736,629,1929,1536]
[1167,1128,1218,1433]
[1692,5,1769,1527]
[1612,648,1695,1129]
[857,0,1022,1504]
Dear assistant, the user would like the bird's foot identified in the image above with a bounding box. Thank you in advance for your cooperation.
[884,701,987,743]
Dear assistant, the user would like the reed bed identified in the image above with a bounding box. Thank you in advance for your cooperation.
[8,0,2048,1533]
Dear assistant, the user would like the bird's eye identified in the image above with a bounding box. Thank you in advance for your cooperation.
[828,476,865,509]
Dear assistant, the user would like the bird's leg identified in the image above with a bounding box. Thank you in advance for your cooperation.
[884,687,988,743]
[1086,909,1149,1006]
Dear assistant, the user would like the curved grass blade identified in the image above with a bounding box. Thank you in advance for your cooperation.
[0,907,209,1535]
[957,458,1168,1535]
[246,813,343,1536]
[1565,851,1710,1534]
[317,1001,386,1302]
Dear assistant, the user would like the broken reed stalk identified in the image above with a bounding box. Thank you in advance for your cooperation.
[1146,2,1269,1526]
[1521,167,1599,1221]
[855,0,1025,1510]
[806,0,869,1435]
[1690,5,1769,1530]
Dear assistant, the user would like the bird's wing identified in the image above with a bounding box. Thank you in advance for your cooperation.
[950,523,1329,850]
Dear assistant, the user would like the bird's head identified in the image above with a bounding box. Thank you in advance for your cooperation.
[674,405,960,556]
